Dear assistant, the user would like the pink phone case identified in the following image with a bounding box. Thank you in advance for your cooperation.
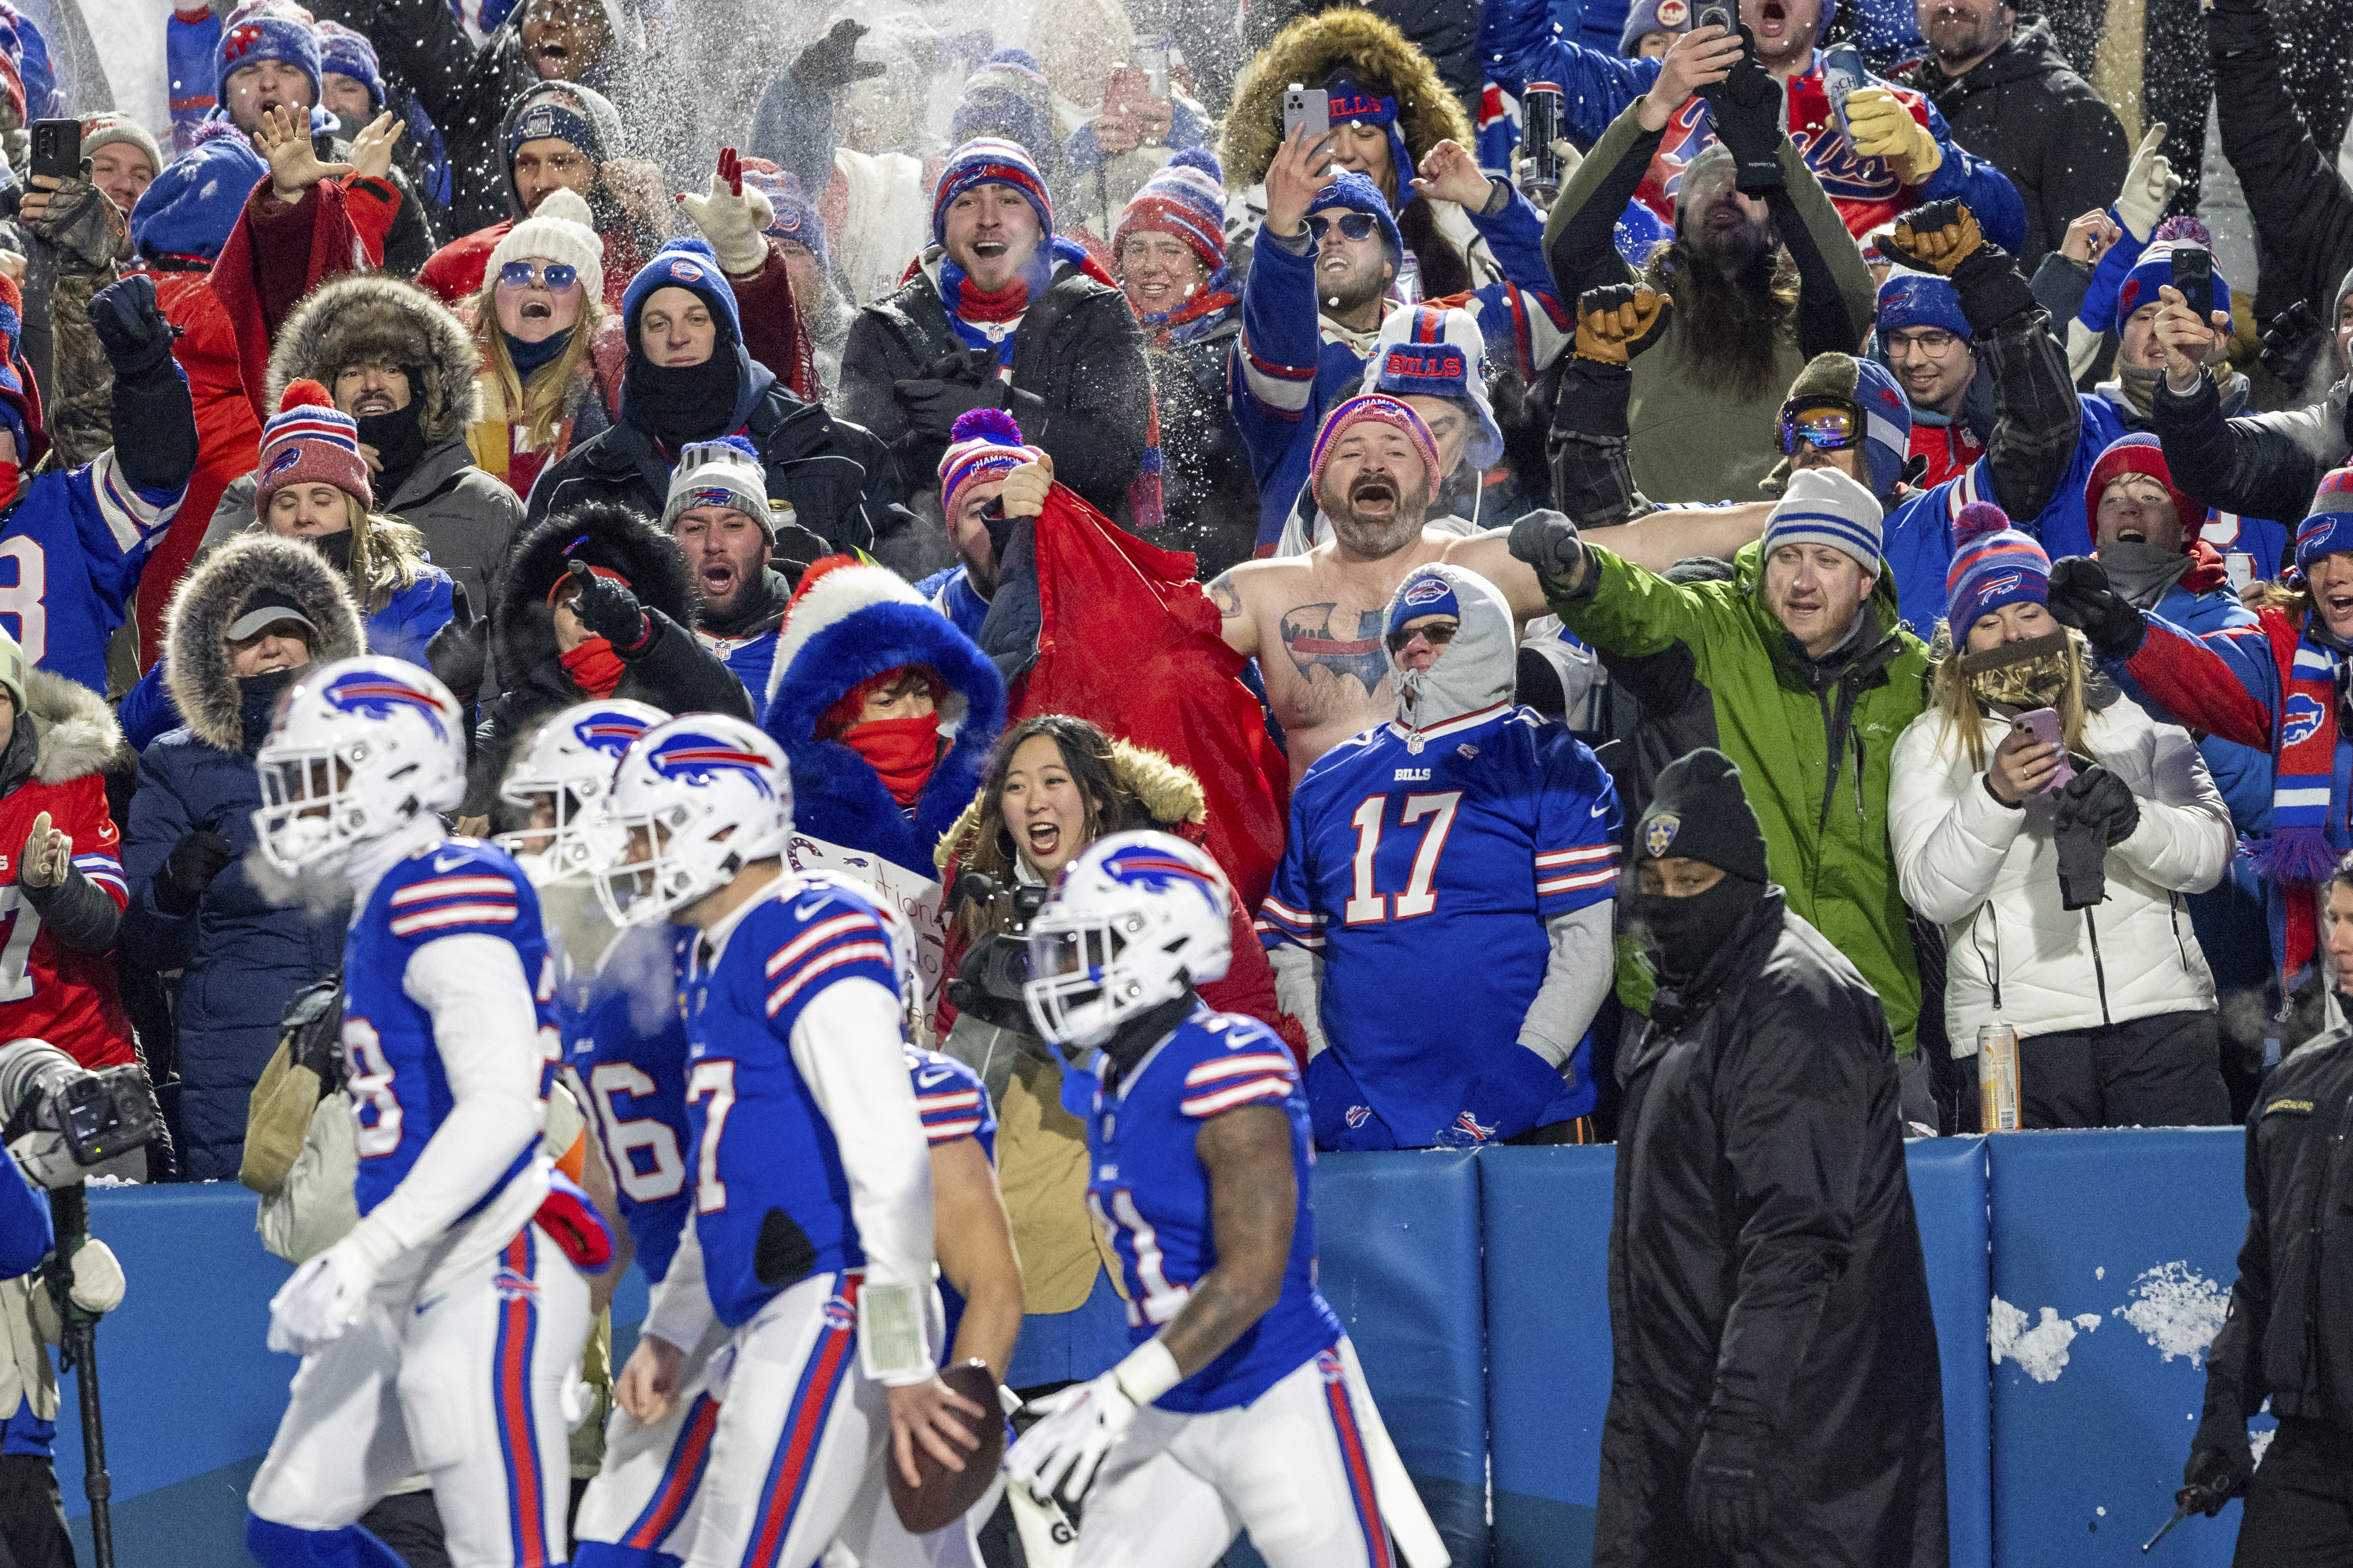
[2011,707,2073,792]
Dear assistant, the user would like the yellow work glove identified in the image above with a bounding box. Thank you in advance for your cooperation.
[1843,85,1943,185]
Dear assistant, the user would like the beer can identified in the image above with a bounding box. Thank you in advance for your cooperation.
[1978,1021,2020,1132]
[1822,42,1868,143]
[1519,82,1565,205]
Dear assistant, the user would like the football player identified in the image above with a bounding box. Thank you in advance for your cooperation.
[243,657,605,1568]
[1006,831,1445,1568]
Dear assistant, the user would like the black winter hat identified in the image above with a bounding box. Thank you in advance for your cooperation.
[1636,748,1769,883]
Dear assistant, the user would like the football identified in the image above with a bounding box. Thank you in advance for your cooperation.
[888,1360,1005,1534]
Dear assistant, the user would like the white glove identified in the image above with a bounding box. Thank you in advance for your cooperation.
[266,1236,380,1356]
[9,1130,81,1191]
[1005,1371,1142,1506]
[2113,123,2177,243]
[66,1239,123,1314]
[678,172,775,276]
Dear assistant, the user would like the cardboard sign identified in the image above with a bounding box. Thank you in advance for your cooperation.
[783,832,950,1042]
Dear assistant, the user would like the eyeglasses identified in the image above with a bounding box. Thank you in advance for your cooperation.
[1385,620,1461,654]
[1775,397,1864,456]
[498,261,580,292]
[1883,328,1964,357]
[1306,211,1379,244]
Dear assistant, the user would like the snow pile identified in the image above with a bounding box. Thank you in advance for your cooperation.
[1989,1297,2094,1383]
[2113,1262,2231,1367]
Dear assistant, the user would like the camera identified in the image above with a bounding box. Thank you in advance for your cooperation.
[0,1039,158,1189]
[948,871,1052,1033]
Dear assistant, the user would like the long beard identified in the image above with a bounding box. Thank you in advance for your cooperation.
[1645,239,1794,404]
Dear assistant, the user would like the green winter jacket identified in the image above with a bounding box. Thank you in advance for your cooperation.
[1555,539,1933,1053]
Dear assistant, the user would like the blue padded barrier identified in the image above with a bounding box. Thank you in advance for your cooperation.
[1986,1128,2261,1567]
[1312,1150,1489,1568]
[1482,1139,1995,1568]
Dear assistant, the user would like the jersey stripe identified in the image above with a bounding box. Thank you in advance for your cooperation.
[1183,1052,1297,1087]
[89,450,182,555]
[492,1231,551,1568]
[1253,915,1326,950]
[764,941,892,1016]
[1533,845,1614,868]
[390,875,518,905]
[71,853,127,898]
[765,913,879,977]
[388,902,521,936]
[1180,1075,1294,1118]
[1537,866,1619,895]
[1258,895,1324,928]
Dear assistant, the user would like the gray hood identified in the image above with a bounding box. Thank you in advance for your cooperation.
[1386,562,1517,739]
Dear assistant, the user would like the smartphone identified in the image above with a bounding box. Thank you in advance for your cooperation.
[2170,245,2214,315]
[1282,84,1329,143]
[2010,707,2074,794]
[27,118,78,184]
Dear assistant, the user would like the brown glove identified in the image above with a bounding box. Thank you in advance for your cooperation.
[1882,199,1983,278]
[1573,284,1673,368]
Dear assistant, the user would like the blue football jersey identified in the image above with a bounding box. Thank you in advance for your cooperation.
[908,1046,995,1355]
[681,872,906,1330]
[1083,1006,1341,1413]
[566,923,698,1284]
[341,838,558,1220]
[0,452,184,694]
[1258,704,1622,1150]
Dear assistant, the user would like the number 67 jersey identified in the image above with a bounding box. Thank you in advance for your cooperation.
[1257,703,1620,1152]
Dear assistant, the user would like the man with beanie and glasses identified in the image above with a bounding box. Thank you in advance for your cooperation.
[1602,744,1945,1565]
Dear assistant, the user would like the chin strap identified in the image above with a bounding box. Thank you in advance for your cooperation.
[1094,986,1200,1082]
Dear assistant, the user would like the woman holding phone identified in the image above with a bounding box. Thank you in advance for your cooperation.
[1887,503,2234,1129]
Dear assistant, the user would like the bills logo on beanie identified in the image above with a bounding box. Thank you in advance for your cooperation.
[1944,500,2050,631]
[1309,394,1444,503]
[2293,468,2353,572]
[1390,574,1461,637]
[1364,301,1506,472]
[1875,273,1970,344]
[256,380,371,510]
[937,407,1042,520]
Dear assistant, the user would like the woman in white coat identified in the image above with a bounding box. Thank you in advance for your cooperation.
[1889,506,2235,1129]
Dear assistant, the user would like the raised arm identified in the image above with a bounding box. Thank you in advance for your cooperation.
[1446,505,1771,619]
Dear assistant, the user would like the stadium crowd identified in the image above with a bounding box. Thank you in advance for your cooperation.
[0,0,2342,1555]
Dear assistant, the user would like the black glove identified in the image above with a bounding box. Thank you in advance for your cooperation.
[1686,1416,1776,1555]
[90,273,177,380]
[2050,767,2117,911]
[2259,300,2324,388]
[154,829,235,915]
[1509,510,1587,592]
[2045,557,2146,658]
[2182,1428,2254,1517]
[791,17,887,95]
[2057,764,2140,846]
[1711,32,1786,197]
[565,561,651,652]
[894,376,997,440]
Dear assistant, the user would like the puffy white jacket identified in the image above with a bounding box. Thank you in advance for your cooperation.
[1890,693,2233,1049]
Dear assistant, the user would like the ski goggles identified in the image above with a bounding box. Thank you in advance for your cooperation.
[1775,395,1866,456]
[1385,619,1461,654]
[1307,211,1380,244]
[498,261,580,292]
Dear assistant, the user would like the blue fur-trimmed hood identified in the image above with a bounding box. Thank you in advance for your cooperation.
[762,565,1007,879]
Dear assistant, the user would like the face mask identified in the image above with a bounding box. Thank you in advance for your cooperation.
[1626,874,1761,986]
[559,635,626,697]
[841,713,944,806]
[354,400,427,489]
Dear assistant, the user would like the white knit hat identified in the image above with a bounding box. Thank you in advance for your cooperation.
[486,188,605,307]
[1358,301,1505,473]
[661,436,772,538]
[1762,466,1885,573]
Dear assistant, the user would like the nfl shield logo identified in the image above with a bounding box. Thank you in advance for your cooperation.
[1645,814,1680,857]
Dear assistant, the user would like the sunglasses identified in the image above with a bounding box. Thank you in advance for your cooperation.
[1385,621,1461,654]
[498,261,580,292]
[1307,211,1379,244]
[1775,397,1864,456]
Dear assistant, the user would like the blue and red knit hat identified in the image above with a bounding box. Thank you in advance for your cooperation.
[933,137,1053,247]
[1309,394,1443,499]
[937,408,1043,520]
[1876,272,1970,342]
[2294,468,2353,572]
[312,19,385,113]
[2116,239,2232,333]
[2085,434,2203,544]
[949,50,1056,170]
[620,238,743,349]
[217,2,321,107]
[1113,149,1228,274]
[129,120,268,265]
[1945,501,2050,631]
[740,158,828,275]
[257,380,371,510]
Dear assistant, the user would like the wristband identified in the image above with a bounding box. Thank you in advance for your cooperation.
[1109,1337,1183,1407]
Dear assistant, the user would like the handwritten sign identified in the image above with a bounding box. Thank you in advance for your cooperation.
[783,832,950,1044]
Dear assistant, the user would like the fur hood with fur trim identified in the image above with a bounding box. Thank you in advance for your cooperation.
[763,562,1007,880]
[932,738,1206,876]
[13,669,121,788]
[495,503,699,684]
[162,536,367,754]
[264,273,483,445]
[1219,9,1476,191]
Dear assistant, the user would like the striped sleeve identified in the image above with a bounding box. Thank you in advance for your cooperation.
[81,449,184,558]
[70,852,127,907]
[763,906,896,1020]
[1535,737,1624,915]
[386,871,523,940]
[908,1053,993,1146]
[1178,1048,1298,1120]
[1256,827,1324,952]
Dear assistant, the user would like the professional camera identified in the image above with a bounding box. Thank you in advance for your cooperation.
[948,871,1053,1034]
[0,1039,158,1189]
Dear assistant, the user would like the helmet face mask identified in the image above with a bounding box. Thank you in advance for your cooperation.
[1020,831,1234,1053]
[495,701,668,887]
[589,716,794,928]
[250,659,466,879]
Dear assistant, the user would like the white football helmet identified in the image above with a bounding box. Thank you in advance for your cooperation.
[495,700,670,885]
[252,657,467,878]
[595,714,793,926]
[1022,831,1233,1050]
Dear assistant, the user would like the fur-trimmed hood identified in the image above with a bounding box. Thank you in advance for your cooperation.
[495,502,699,683]
[1219,9,1476,191]
[20,669,121,786]
[265,273,483,445]
[163,535,368,753]
[932,738,1206,875]
[762,562,1007,880]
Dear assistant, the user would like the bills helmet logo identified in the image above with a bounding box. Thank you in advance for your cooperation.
[572,711,653,757]
[1316,1349,1347,1384]
[493,1266,540,1303]
[2282,693,2328,748]
[646,732,778,797]
[1645,813,1680,857]
[1401,576,1453,608]
[323,671,452,741]
[263,446,304,481]
[1454,1111,1496,1142]
[823,1294,858,1331]
[1345,1104,1372,1129]
[1097,843,1230,918]
[1973,572,2022,602]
